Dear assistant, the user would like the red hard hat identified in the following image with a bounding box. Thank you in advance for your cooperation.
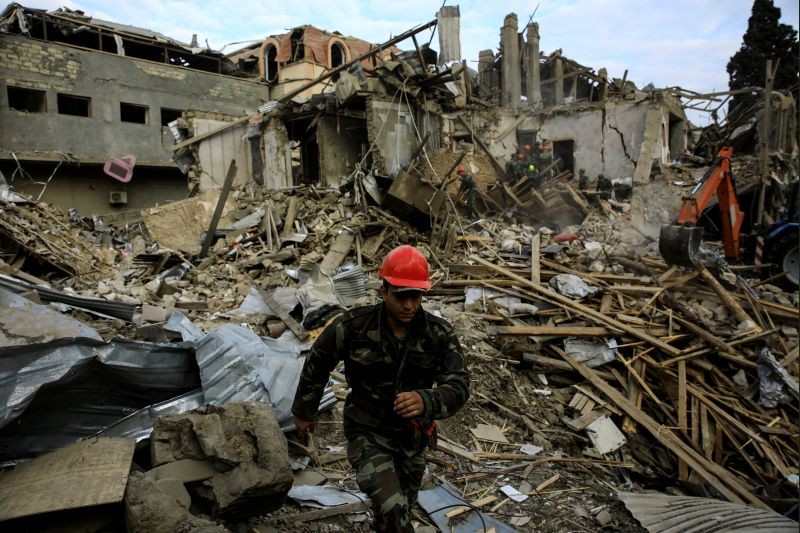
[456,166,465,174]
[378,245,431,290]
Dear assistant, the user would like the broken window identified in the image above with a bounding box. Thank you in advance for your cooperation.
[552,139,575,175]
[120,102,148,124]
[668,113,686,161]
[330,43,346,68]
[265,44,279,83]
[57,93,91,117]
[7,86,47,113]
[160,108,184,126]
[290,29,305,62]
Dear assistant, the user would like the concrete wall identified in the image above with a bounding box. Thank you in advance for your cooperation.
[517,100,654,180]
[261,117,293,189]
[366,98,418,177]
[0,34,267,165]
[317,114,367,187]
[270,61,330,103]
[2,161,186,217]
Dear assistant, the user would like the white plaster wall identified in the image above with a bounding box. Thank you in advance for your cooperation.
[367,100,417,177]
[516,100,653,180]
[261,118,292,189]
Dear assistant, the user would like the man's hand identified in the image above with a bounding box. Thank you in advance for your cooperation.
[294,416,315,439]
[394,391,424,418]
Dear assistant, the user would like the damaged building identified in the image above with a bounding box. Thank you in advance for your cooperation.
[0,3,267,215]
[0,3,798,532]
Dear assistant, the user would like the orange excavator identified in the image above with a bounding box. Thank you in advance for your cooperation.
[659,147,744,267]
[659,146,799,287]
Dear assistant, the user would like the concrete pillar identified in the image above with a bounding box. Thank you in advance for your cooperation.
[478,49,495,101]
[554,57,564,105]
[598,68,608,101]
[570,74,577,101]
[501,13,520,111]
[525,23,542,107]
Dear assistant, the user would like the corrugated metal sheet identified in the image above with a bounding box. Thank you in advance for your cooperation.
[97,389,206,443]
[618,491,799,533]
[0,339,199,463]
[418,482,515,533]
[333,265,367,307]
[0,274,138,321]
[194,323,334,426]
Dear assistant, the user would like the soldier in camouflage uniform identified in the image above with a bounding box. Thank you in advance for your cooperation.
[293,245,470,533]
[456,165,478,219]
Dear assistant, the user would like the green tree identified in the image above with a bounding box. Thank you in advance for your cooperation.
[727,0,799,112]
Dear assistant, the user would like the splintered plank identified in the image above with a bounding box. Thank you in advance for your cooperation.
[554,347,770,510]
[486,326,614,337]
[471,255,681,356]
[259,288,309,341]
[698,265,761,332]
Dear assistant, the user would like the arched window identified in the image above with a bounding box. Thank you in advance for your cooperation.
[265,44,278,83]
[330,42,346,68]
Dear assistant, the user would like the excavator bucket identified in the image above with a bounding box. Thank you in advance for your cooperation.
[659,224,704,267]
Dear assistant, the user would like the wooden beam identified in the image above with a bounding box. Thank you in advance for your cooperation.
[295,502,368,523]
[698,266,761,332]
[487,326,615,337]
[259,288,309,341]
[530,234,541,285]
[198,160,237,258]
[554,347,770,510]
[471,255,681,356]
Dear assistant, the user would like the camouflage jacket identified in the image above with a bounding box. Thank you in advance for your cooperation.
[292,303,470,443]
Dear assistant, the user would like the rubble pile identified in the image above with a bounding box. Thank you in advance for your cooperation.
[0,198,116,280]
[0,166,797,531]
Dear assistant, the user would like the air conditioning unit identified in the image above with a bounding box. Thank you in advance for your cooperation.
[109,191,128,205]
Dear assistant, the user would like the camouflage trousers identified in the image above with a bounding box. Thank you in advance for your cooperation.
[347,431,426,533]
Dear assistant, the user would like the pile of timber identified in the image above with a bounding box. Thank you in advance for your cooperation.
[434,244,797,515]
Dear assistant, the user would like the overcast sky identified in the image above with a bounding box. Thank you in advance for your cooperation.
[20,1,800,124]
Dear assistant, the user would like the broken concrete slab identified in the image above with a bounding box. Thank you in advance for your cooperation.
[149,402,293,519]
[0,437,134,521]
[0,286,101,346]
[383,170,446,227]
[124,472,228,533]
[154,477,192,509]
[141,190,237,255]
[146,458,218,483]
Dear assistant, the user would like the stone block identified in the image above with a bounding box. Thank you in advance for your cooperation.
[149,402,293,519]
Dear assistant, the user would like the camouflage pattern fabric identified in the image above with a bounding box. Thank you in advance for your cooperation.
[459,172,478,218]
[292,303,469,529]
[347,430,426,532]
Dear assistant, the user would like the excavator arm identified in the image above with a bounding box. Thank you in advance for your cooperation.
[659,147,744,266]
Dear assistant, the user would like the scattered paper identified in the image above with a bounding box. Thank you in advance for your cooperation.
[470,424,509,444]
[500,485,528,503]
[586,415,627,454]
[520,444,543,456]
